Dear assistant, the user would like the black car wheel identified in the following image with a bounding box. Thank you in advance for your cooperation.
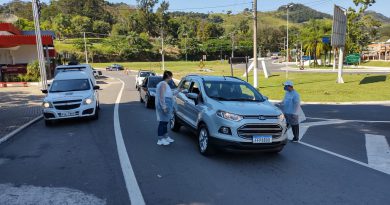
[170,113,181,132]
[198,124,215,156]
[145,95,152,109]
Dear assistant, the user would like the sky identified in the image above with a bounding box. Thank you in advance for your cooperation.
[0,0,389,17]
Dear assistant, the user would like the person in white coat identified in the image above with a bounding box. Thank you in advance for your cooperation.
[280,80,301,142]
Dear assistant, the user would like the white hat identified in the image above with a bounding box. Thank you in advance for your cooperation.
[283,80,294,86]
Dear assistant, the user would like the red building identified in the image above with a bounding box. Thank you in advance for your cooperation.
[0,23,56,81]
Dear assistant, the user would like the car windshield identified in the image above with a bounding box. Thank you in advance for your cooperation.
[147,77,176,89]
[50,79,91,92]
[204,81,264,102]
[140,72,152,77]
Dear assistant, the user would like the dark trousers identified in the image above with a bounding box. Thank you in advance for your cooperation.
[158,121,168,137]
[287,124,300,140]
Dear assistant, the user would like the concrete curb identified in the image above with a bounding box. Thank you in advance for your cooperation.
[0,115,43,145]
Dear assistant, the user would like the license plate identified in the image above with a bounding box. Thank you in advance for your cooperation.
[59,112,76,117]
[253,136,272,144]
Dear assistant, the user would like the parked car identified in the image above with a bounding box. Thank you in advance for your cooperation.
[139,76,176,109]
[135,70,156,90]
[92,69,103,78]
[106,64,124,71]
[41,70,100,126]
[170,75,287,155]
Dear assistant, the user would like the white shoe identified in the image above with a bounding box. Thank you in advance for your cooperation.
[165,136,174,143]
[157,138,170,146]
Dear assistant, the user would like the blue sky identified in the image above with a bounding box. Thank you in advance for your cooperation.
[1,0,389,16]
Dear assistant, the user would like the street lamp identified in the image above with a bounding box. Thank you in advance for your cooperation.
[32,0,47,90]
[285,3,293,79]
[183,33,188,62]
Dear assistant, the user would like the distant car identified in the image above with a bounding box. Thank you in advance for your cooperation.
[92,69,103,78]
[135,70,156,90]
[139,76,176,109]
[106,64,124,71]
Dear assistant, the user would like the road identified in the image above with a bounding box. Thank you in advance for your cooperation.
[0,71,389,205]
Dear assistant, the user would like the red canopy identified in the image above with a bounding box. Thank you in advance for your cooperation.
[0,23,22,35]
[0,35,54,48]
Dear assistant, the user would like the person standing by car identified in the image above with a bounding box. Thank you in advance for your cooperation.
[280,80,301,142]
[155,71,176,146]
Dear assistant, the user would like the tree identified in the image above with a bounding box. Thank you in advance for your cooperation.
[14,18,34,30]
[93,20,111,34]
[136,0,159,36]
[52,14,72,38]
[346,0,380,53]
[70,15,92,36]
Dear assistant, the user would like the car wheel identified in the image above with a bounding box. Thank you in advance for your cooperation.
[92,105,99,120]
[170,113,181,132]
[44,119,52,126]
[198,124,215,156]
[145,96,151,109]
[139,93,144,103]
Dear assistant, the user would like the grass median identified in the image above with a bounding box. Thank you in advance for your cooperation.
[92,61,390,102]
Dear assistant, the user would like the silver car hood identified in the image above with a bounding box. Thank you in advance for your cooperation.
[214,100,281,116]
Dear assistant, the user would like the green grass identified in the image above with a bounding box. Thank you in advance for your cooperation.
[360,61,390,67]
[91,60,390,102]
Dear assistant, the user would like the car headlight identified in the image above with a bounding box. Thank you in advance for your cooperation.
[278,114,286,122]
[217,111,243,122]
[42,101,52,108]
[84,98,93,105]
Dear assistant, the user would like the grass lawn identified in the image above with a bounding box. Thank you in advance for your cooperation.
[360,61,390,67]
[91,61,390,102]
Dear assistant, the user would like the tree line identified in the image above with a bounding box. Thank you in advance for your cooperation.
[0,0,383,63]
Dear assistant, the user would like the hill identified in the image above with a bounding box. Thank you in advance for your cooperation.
[275,3,332,23]
[365,10,390,23]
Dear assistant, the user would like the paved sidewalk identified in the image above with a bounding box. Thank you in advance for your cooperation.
[0,86,43,140]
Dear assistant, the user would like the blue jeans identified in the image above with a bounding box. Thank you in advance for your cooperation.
[158,121,168,137]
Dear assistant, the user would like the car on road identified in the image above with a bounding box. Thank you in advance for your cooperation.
[170,75,287,155]
[135,70,156,90]
[41,70,100,126]
[139,76,176,109]
[106,64,124,71]
[55,64,97,85]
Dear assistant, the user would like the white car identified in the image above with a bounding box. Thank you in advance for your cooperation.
[135,70,156,90]
[55,64,97,85]
[42,70,100,126]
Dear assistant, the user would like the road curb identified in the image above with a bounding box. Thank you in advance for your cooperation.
[0,116,43,145]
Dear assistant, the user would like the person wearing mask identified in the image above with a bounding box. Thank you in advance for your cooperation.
[280,80,301,142]
[155,71,177,146]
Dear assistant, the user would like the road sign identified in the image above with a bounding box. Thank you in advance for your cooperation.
[322,37,330,44]
[345,54,360,65]
[331,5,347,48]
[302,56,312,61]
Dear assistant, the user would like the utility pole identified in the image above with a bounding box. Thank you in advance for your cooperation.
[161,31,165,71]
[231,33,235,58]
[253,0,258,88]
[83,32,88,64]
[183,33,188,62]
[32,0,47,90]
[286,4,293,79]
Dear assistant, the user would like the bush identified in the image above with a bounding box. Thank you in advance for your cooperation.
[18,61,41,82]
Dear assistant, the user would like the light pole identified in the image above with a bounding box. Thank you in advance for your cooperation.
[83,32,88,64]
[183,33,188,62]
[32,0,47,90]
[253,0,258,88]
[161,31,165,71]
[285,3,293,79]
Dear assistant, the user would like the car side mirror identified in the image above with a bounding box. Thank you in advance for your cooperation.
[187,93,199,104]
[263,96,269,101]
[41,89,48,94]
[93,85,100,90]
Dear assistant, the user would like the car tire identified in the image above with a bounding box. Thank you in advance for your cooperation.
[170,113,181,132]
[92,105,99,120]
[139,93,144,103]
[145,96,152,109]
[198,124,215,156]
[44,119,52,126]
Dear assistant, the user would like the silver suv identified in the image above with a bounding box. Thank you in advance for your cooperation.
[171,75,287,155]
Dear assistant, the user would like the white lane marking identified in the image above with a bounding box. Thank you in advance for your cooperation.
[306,117,390,123]
[299,141,390,175]
[0,115,43,145]
[114,78,145,205]
[365,134,390,175]
[0,184,106,205]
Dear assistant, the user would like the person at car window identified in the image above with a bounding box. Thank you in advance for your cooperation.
[280,80,301,142]
[155,71,177,146]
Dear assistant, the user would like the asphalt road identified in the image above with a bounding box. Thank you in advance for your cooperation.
[0,71,389,205]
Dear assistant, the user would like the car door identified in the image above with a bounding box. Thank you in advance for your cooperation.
[175,79,192,124]
[185,80,203,127]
